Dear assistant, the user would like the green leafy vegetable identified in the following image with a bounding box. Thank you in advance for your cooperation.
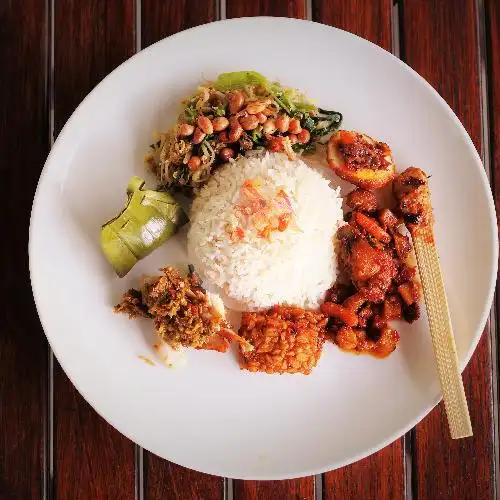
[213,71,270,91]
[213,71,316,115]
[100,177,187,277]
[184,106,197,124]
[213,105,227,116]
[250,129,263,142]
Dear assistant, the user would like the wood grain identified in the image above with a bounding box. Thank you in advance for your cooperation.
[313,0,392,50]
[233,479,314,500]
[487,0,500,222]
[141,0,216,49]
[0,1,48,498]
[402,1,495,498]
[323,442,404,500]
[485,2,500,493]
[141,2,223,497]
[314,1,404,497]
[225,3,316,497]
[53,2,136,498]
[226,0,306,19]
[144,457,223,500]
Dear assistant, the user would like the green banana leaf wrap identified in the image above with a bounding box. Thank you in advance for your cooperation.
[100,176,187,277]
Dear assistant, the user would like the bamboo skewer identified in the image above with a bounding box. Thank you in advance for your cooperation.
[413,228,472,438]
[395,167,473,439]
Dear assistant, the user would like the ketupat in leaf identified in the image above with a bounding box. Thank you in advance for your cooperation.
[100,177,187,277]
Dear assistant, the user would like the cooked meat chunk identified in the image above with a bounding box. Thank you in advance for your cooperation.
[346,188,378,212]
[349,239,396,294]
[378,208,399,230]
[394,262,417,285]
[335,325,399,358]
[394,167,433,235]
[402,302,421,323]
[325,283,355,304]
[353,211,391,244]
[393,231,412,260]
[383,295,403,321]
[320,302,358,327]
[397,281,422,306]
[330,191,423,358]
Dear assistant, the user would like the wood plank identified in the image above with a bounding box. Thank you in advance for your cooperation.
[0,1,49,498]
[140,2,223,497]
[226,0,306,19]
[53,2,136,498]
[486,0,500,217]
[225,3,315,497]
[323,442,404,500]
[233,479,314,500]
[402,1,495,499]
[485,0,500,493]
[314,0,392,49]
[314,1,404,497]
[144,458,224,500]
[141,0,216,49]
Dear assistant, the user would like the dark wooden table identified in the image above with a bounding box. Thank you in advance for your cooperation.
[2,1,498,498]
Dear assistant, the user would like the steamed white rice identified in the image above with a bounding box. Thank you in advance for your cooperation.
[187,153,343,309]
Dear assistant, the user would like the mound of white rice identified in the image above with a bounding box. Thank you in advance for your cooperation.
[187,153,343,310]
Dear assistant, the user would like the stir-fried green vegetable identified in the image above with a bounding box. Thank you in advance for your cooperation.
[213,71,341,141]
[213,71,316,115]
[100,177,187,277]
[149,71,343,193]
[213,71,269,91]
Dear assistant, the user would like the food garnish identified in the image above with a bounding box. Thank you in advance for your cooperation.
[100,177,187,277]
[147,71,342,193]
[395,168,472,439]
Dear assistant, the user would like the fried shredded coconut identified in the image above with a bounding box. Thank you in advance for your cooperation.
[115,266,250,353]
[238,305,327,374]
[142,267,221,349]
[114,289,151,319]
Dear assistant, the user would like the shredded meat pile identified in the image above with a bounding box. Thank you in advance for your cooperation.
[239,305,327,374]
[115,267,229,350]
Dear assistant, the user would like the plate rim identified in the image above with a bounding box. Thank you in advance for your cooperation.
[29,16,499,479]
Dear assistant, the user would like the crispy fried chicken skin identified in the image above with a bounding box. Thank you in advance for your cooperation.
[327,130,395,189]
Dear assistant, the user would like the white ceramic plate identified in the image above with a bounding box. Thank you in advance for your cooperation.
[30,18,498,479]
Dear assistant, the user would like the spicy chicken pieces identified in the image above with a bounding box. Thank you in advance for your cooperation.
[322,188,422,358]
[393,167,433,236]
